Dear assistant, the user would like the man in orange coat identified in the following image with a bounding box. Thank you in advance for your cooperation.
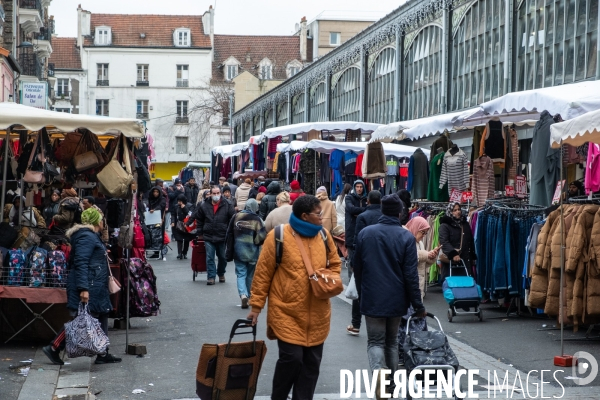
[247,195,341,400]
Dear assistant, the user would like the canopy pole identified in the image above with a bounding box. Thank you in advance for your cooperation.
[559,149,565,357]
[0,128,10,213]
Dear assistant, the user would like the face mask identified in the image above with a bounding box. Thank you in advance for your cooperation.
[212,195,221,202]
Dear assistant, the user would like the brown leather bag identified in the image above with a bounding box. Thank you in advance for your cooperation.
[73,131,104,172]
[57,132,82,163]
[293,229,343,300]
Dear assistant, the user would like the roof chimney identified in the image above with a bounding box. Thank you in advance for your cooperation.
[77,5,91,47]
[300,17,308,62]
[202,6,215,58]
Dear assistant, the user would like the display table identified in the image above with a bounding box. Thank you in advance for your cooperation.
[0,286,68,343]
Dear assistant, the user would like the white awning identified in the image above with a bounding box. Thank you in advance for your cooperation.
[259,121,382,142]
[276,139,429,159]
[550,108,600,148]
[212,141,250,157]
[0,102,145,137]
[455,81,600,127]
[369,107,481,143]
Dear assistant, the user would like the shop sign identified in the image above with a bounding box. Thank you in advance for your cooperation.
[462,191,473,203]
[515,176,527,198]
[449,188,463,203]
[552,180,566,204]
[20,82,47,109]
[505,185,515,197]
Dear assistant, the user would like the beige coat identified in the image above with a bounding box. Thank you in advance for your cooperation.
[316,192,337,233]
[235,182,252,211]
[416,241,434,300]
[264,204,293,233]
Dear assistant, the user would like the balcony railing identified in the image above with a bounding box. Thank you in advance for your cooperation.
[136,80,149,87]
[19,0,43,17]
[47,63,55,77]
[175,116,189,124]
[97,80,109,86]
[18,50,43,79]
[34,19,54,43]
[136,112,149,120]
[176,79,189,87]
[56,91,70,98]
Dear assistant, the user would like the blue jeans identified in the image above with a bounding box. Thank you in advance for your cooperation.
[204,241,227,280]
[234,260,256,297]
[365,316,402,376]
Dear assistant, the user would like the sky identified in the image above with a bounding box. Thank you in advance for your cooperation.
[50,0,405,38]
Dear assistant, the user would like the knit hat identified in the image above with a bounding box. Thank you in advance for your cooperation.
[244,199,259,214]
[381,194,402,217]
[258,186,267,194]
[316,186,327,194]
[174,178,181,184]
[62,188,77,198]
[81,207,102,226]
[290,180,301,190]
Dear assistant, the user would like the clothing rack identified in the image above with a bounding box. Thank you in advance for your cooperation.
[567,194,600,204]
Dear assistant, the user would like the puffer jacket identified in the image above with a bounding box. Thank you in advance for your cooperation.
[191,197,235,243]
[316,191,337,232]
[259,181,281,220]
[65,224,112,314]
[235,182,252,211]
[529,208,560,309]
[250,224,342,347]
[566,205,599,324]
[438,215,476,267]
[588,208,600,317]
[225,211,267,263]
[344,180,367,248]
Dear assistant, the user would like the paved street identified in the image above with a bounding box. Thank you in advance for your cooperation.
[1,250,599,399]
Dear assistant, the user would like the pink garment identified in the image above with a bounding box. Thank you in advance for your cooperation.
[406,216,430,238]
[585,143,600,195]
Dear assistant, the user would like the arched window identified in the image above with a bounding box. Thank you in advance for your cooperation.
[331,66,361,121]
[516,0,598,90]
[277,102,289,127]
[404,25,443,119]
[367,47,396,124]
[264,108,274,129]
[451,0,506,111]
[292,93,306,124]
[309,82,326,122]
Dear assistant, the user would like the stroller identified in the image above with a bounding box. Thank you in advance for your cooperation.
[443,260,483,322]
[403,313,461,400]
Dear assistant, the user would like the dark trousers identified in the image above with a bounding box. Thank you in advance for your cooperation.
[347,248,362,330]
[51,312,108,351]
[177,239,190,255]
[271,339,324,400]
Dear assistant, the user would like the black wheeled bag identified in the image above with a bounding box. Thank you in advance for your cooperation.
[196,319,267,400]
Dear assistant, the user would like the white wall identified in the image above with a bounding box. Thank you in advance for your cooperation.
[80,47,221,163]
[52,70,86,113]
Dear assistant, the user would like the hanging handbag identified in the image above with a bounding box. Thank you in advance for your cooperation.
[97,135,134,198]
[106,254,121,294]
[118,194,135,249]
[56,131,83,163]
[439,225,463,264]
[292,229,343,300]
[132,216,145,248]
[23,132,46,184]
[73,132,103,172]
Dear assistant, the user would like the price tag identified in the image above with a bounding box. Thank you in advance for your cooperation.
[515,176,527,199]
[505,185,515,197]
[552,180,566,204]
[449,188,463,203]
[462,191,473,203]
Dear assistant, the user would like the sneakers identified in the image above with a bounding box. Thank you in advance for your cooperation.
[207,278,215,285]
[95,352,122,364]
[42,345,64,365]
[241,295,249,309]
[219,275,226,283]
[346,325,360,336]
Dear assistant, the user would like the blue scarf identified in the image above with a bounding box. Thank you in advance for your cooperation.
[289,213,322,238]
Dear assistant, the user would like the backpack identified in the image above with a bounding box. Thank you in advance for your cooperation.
[125,258,161,317]
[274,224,329,268]
[26,246,48,287]
[48,250,68,288]
[7,249,26,286]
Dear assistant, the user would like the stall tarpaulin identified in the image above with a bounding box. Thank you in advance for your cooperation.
[454,80,600,128]
[212,142,250,157]
[550,107,600,148]
[276,139,430,159]
[0,102,144,137]
[258,121,382,143]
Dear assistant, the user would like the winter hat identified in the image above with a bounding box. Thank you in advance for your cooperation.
[62,188,77,198]
[174,178,181,184]
[381,194,403,217]
[244,199,259,214]
[81,207,102,226]
[258,186,267,194]
[316,186,327,194]
[290,180,301,190]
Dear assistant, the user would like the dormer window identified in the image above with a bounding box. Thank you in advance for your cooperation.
[286,60,302,78]
[95,26,111,46]
[226,65,238,81]
[224,56,240,81]
[174,28,191,47]
[258,58,273,80]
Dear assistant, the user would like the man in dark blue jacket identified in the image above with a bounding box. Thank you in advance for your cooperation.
[354,194,425,395]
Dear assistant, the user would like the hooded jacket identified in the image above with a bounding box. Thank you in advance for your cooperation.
[192,196,235,243]
[184,183,200,205]
[148,186,166,216]
[259,181,281,220]
[235,182,252,211]
[354,215,424,317]
[344,180,367,248]
[438,215,476,267]
[225,210,267,263]
[168,184,186,215]
[316,191,337,233]
[65,224,112,314]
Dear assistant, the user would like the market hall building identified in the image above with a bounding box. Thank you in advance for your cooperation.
[231,0,599,166]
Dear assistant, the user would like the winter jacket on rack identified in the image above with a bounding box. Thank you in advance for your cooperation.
[427,152,449,201]
[259,181,281,220]
[530,208,561,309]
[407,148,429,200]
[588,208,600,317]
[472,155,495,206]
[362,142,386,179]
[530,111,560,206]
[191,197,235,243]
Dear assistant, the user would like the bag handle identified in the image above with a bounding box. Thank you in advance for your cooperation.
[105,252,115,279]
[121,135,132,175]
[27,131,40,168]
[293,230,316,278]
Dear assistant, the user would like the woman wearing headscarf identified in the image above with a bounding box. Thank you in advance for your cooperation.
[172,194,195,260]
[42,207,121,366]
[147,186,166,216]
[225,199,267,309]
[438,202,476,280]
[43,190,61,226]
[406,216,439,299]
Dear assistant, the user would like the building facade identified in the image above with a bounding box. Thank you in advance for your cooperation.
[233,0,600,144]
[48,37,82,113]
[75,6,216,175]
